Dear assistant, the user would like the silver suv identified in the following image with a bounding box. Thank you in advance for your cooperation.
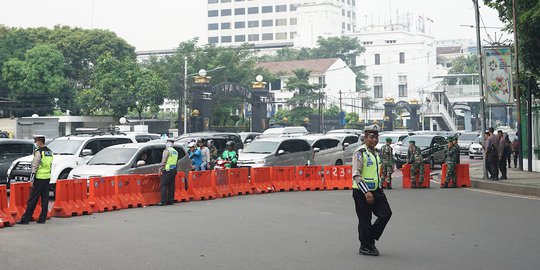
[237,137,313,168]
[7,134,137,195]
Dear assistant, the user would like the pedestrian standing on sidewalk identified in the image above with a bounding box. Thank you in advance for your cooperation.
[497,131,507,179]
[504,135,512,169]
[17,135,53,225]
[352,125,392,256]
[485,127,499,180]
[512,138,519,168]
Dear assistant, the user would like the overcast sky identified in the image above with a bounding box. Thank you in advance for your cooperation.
[0,0,509,51]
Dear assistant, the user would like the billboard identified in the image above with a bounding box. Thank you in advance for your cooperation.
[483,47,514,105]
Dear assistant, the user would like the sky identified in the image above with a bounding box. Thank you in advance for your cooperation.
[0,0,510,51]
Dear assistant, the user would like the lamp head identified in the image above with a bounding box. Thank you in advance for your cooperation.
[198,69,207,77]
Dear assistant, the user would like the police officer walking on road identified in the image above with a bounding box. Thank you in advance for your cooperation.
[352,125,392,256]
[380,137,394,189]
[443,136,458,188]
[17,135,53,225]
[407,140,425,188]
[158,138,178,206]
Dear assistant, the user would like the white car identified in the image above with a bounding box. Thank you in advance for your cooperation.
[303,135,346,166]
[7,134,137,196]
[376,133,409,151]
[468,136,484,159]
[237,137,314,168]
[324,134,362,164]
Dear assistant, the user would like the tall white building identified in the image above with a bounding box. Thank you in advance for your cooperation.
[348,12,440,120]
[206,0,357,48]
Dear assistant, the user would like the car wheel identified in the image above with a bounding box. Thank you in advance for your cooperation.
[335,159,343,166]
[429,157,435,170]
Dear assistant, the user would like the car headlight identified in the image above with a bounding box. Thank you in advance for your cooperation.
[254,158,266,164]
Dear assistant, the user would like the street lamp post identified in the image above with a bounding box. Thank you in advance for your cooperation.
[473,0,488,179]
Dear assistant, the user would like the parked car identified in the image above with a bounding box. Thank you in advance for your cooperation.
[457,131,480,154]
[324,133,362,164]
[326,129,364,136]
[239,132,262,144]
[303,135,346,166]
[69,142,191,179]
[124,132,161,143]
[0,139,35,188]
[394,135,448,169]
[468,136,484,159]
[376,132,409,151]
[7,134,137,196]
[237,137,313,168]
[259,126,308,138]
[178,132,244,150]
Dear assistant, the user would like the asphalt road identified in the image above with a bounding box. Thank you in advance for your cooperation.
[1,167,539,270]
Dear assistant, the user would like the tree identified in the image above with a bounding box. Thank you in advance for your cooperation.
[132,68,168,120]
[323,104,340,116]
[284,69,322,125]
[2,45,68,116]
[447,55,479,84]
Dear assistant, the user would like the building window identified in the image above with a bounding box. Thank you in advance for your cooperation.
[347,11,351,18]
[374,85,383,98]
[248,7,259,14]
[276,18,287,26]
[235,0,244,2]
[374,76,383,83]
[342,9,345,16]
[221,0,231,2]
[208,36,219,44]
[248,20,259,28]
[290,32,297,39]
[375,54,380,65]
[235,21,245,28]
[342,22,345,29]
[262,19,273,27]
[262,6,273,13]
[221,9,232,16]
[262,33,273,41]
[427,52,430,64]
[399,52,405,64]
[234,8,245,15]
[221,36,232,43]
[385,40,396,44]
[347,24,351,30]
[362,41,373,45]
[398,84,408,97]
[248,34,259,41]
[276,5,287,12]
[352,0,356,6]
[290,18,297,25]
[235,35,246,42]
[290,4,297,11]
[221,22,231,29]
[275,32,287,40]
[208,10,219,17]
[208,0,218,4]
[208,23,219,30]
[347,0,351,4]
[399,75,407,83]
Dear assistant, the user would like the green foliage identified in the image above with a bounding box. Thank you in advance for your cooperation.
[1,45,68,116]
[448,55,479,84]
[285,69,322,108]
[323,104,340,116]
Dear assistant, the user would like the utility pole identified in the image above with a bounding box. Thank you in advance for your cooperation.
[473,0,488,180]
[183,56,188,135]
[339,90,343,112]
[512,0,523,171]
[318,88,322,133]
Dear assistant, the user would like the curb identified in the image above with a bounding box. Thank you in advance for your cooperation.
[471,178,540,197]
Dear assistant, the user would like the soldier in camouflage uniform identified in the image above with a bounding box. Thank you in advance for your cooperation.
[407,140,425,188]
[380,137,394,189]
[443,136,458,188]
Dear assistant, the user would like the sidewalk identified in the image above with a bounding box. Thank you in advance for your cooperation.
[469,164,540,197]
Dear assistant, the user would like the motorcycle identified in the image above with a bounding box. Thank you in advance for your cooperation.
[214,159,230,170]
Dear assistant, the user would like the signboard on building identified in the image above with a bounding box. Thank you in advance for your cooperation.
[483,46,514,105]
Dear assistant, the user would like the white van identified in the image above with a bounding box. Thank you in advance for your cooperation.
[260,126,308,138]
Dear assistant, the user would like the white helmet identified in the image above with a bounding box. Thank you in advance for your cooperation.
[188,142,196,148]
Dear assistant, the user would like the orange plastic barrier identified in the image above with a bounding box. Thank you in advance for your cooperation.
[212,169,234,198]
[174,172,190,202]
[402,164,431,188]
[323,166,352,190]
[0,185,15,228]
[440,164,471,188]
[229,168,251,195]
[8,182,51,222]
[88,177,119,213]
[140,174,161,206]
[250,167,274,193]
[296,166,324,191]
[187,171,215,200]
[115,175,145,209]
[50,179,93,217]
[271,166,298,192]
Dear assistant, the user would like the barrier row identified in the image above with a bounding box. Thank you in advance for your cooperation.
[0,164,471,228]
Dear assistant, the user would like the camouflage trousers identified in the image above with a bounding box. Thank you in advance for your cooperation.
[381,164,393,184]
[445,162,457,186]
[411,162,425,185]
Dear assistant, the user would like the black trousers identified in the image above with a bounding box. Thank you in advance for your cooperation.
[353,189,392,247]
[513,151,519,168]
[498,157,507,177]
[20,179,50,223]
[487,150,499,178]
[160,170,177,204]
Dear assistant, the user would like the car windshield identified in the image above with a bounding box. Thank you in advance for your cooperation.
[46,140,84,155]
[402,137,432,147]
[0,144,33,156]
[242,141,278,154]
[88,148,138,165]
[460,133,479,140]
[381,135,402,143]
[473,136,484,143]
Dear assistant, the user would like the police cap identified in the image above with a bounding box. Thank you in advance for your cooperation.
[364,124,380,135]
[33,135,45,142]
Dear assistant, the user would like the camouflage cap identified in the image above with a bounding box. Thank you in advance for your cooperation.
[446,136,454,141]
[385,137,392,142]
[409,140,415,144]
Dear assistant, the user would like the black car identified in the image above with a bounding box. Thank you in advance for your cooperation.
[178,132,244,151]
[0,139,35,187]
[393,135,448,169]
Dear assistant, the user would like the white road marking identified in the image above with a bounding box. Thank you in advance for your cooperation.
[462,188,540,200]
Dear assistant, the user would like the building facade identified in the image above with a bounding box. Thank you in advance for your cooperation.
[206,0,357,48]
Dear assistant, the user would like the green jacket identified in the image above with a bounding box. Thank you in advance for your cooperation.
[220,150,238,168]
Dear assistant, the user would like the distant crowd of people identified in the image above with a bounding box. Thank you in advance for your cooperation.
[186,139,237,171]
[484,127,518,180]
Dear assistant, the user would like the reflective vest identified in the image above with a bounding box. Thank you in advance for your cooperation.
[36,148,53,180]
[352,147,381,191]
[165,147,178,171]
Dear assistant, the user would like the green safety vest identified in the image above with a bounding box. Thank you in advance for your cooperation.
[165,147,178,171]
[352,147,381,191]
[36,148,53,180]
